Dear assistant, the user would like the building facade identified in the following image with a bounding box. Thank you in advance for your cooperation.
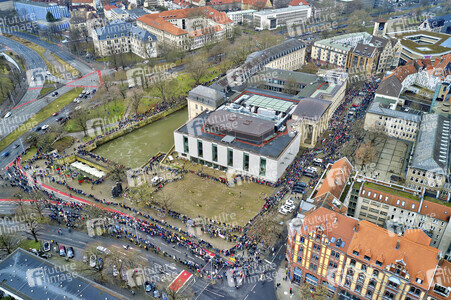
[253,5,312,31]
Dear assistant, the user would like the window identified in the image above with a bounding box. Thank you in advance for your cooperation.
[373,270,379,277]
[259,158,266,176]
[331,250,335,257]
[183,136,189,153]
[197,140,203,157]
[369,279,376,287]
[353,251,360,256]
[358,274,365,282]
[356,284,362,292]
[375,260,383,266]
[416,278,423,284]
[212,144,218,162]
[227,148,233,166]
[335,253,340,259]
[243,153,249,172]
[350,259,356,266]
[366,290,373,297]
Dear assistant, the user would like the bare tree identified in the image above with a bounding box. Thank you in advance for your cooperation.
[14,194,42,243]
[185,54,208,85]
[283,77,298,95]
[72,108,89,136]
[0,233,19,255]
[128,88,145,116]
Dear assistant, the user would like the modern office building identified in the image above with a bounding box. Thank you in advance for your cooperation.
[396,31,451,64]
[253,5,312,31]
[226,9,256,25]
[14,0,70,30]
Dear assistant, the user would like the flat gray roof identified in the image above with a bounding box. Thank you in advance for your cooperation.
[0,248,124,300]
[367,102,421,122]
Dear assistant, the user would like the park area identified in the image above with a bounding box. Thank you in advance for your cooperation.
[153,173,274,227]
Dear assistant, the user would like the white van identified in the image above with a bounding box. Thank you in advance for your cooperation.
[96,246,111,255]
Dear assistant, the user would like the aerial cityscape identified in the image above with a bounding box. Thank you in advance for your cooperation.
[0,0,449,299]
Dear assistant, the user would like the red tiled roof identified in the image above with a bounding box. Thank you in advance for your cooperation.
[403,229,431,246]
[289,0,308,6]
[137,7,232,36]
[103,4,117,10]
[420,200,451,222]
[72,0,93,3]
[315,158,353,200]
[208,0,238,4]
[348,221,440,291]
[428,260,451,300]
[299,207,358,252]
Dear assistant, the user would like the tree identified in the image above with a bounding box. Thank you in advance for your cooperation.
[37,133,54,153]
[185,54,208,85]
[284,77,298,95]
[128,88,145,116]
[24,132,40,148]
[110,164,126,182]
[72,108,89,136]
[300,283,312,299]
[46,11,56,22]
[49,123,66,143]
[102,75,114,92]
[14,193,42,243]
[355,143,377,166]
[313,284,329,300]
[0,234,19,255]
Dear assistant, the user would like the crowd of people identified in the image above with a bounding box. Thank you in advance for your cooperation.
[2,80,379,282]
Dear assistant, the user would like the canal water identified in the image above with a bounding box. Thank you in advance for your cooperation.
[93,108,187,168]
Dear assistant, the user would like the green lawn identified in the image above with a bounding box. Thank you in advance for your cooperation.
[0,88,82,151]
[152,173,273,227]
[65,99,126,132]
[364,182,420,201]
[424,196,451,207]
[22,147,38,161]
[19,239,40,250]
[53,136,74,152]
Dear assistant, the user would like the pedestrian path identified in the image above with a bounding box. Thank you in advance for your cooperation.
[274,265,302,300]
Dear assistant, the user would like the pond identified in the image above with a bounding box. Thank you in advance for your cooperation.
[93,108,187,168]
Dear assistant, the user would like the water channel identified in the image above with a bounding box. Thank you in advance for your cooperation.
[93,108,187,168]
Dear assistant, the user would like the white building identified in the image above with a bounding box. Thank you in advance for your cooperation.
[226,9,256,25]
[253,5,312,31]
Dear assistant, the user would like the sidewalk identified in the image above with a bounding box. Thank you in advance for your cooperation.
[274,265,302,300]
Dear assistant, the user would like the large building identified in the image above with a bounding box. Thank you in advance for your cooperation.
[14,0,70,30]
[407,113,451,193]
[0,248,124,300]
[253,5,312,31]
[312,32,401,76]
[137,7,233,51]
[174,89,302,182]
[418,14,451,35]
[92,21,158,58]
[343,176,451,260]
[287,206,451,300]
[226,9,255,25]
[364,55,451,142]
[396,31,451,64]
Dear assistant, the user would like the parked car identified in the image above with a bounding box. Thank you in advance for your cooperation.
[41,125,49,131]
[35,126,41,131]
[89,255,97,268]
[285,199,294,206]
[43,242,51,252]
[279,206,289,215]
[96,246,111,255]
[51,91,58,97]
[4,112,11,118]
[59,246,66,256]
[145,281,152,293]
[52,112,58,116]
[113,265,119,277]
[83,255,88,263]
[153,290,160,298]
[67,247,74,258]
[97,257,104,270]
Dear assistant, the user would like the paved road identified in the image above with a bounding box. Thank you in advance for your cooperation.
[10,32,93,75]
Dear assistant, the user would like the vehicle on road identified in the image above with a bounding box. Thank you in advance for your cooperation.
[13,144,19,149]
[59,245,66,256]
[67,247,74,258]
[1,151,10,158]
[35,126,41,131]
[41,125,49,130]
[279,206,289,215]
[51,91,58,97]
[4,112,11,118]
[52,112,58,116]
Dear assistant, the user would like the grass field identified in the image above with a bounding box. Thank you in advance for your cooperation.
[153,173,273,226]
[51,53,81,78]
[0,88,82,151]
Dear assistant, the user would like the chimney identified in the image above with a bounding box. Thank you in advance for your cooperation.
[333,218,337,224]
[395,240,400,250]
[353,224,359,232]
